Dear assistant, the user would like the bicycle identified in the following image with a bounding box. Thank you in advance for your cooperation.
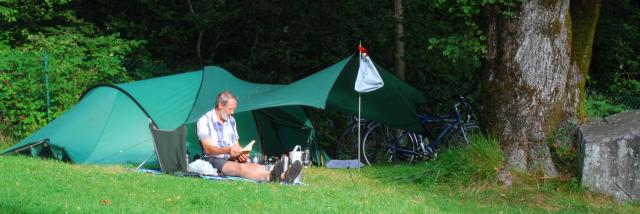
[422,95,480,150]
[362,95,480,165]
[361,124,431,165]
[333,117,378,161]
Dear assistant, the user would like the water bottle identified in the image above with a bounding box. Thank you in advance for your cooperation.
[303,148,310,168]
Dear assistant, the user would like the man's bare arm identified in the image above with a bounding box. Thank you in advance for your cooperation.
[200,138,231,155]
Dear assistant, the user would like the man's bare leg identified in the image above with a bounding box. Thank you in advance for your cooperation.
[221,162,270,181]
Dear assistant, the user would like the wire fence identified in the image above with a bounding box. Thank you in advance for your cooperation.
[587,89,640,110]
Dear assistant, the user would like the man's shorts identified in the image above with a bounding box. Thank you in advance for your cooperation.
[203,156,228,173]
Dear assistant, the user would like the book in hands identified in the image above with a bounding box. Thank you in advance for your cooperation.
[242,140,255,154]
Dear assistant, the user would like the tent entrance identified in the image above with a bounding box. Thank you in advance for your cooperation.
[184,106,316,163]
[8,139,70,162]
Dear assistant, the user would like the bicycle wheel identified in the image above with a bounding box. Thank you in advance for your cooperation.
[334,122,365,160]
[361,124,389,165]
[445,122,481,148]
[388,131,417,163]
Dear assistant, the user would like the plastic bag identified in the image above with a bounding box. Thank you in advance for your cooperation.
[187,159,218,176]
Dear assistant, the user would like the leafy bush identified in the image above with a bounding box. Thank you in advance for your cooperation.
[590,0,640,96]
[0,27,142,139]
[0,0,146,141]
[585,91,629,118]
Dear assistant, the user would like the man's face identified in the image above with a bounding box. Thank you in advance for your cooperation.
[218,98,237,121]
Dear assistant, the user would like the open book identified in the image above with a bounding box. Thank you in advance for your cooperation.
[242,140,255,154]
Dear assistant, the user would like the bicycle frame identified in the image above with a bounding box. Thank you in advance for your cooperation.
[418,105,465,151]
[384,131,429,162]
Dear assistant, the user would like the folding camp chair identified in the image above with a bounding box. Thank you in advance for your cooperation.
[143,123,189,174]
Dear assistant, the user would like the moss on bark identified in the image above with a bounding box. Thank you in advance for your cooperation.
[570,0,601,119]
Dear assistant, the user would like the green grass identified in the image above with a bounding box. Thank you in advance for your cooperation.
[0,136,638,213]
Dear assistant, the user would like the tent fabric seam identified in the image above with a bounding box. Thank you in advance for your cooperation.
[322,55,355,110]
[182,69,206,125]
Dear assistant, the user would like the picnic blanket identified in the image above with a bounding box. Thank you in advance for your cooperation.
[136,168,306,185]
[136,168,259,183]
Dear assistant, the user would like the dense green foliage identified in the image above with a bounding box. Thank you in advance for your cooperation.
[590,0,640,98]
[577,0,640,120]
[74,0,520,102]
[73,0,396,82]
[0,1,143,138]
[0,31,142,138]
[1,0,527,140]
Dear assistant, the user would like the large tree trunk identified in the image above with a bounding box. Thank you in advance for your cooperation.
[393,0,405,80]
[479,0,600,184]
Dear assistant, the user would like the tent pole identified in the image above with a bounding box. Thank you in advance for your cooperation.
[8,140,47,155]
[136,152,155,170]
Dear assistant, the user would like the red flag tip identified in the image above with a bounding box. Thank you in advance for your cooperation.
[358,44,368,56]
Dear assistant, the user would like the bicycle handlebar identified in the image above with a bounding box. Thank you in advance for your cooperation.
[418,95,475,124]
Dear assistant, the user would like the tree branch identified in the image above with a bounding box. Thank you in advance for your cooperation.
[187,0,203,65]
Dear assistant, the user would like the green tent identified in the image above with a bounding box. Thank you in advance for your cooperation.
[3,55,425,166]
[2,66,315,165]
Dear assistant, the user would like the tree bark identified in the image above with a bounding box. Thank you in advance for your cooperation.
[479,0,600,185]
[187,0,204,66]
[569,0,601,119]
[393,0,405,81]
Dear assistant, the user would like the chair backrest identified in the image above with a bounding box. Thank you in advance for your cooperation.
[149,123,188,173]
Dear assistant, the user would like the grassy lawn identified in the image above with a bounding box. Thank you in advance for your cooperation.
[0,136,638,213]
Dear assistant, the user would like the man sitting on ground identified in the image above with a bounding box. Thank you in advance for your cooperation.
[197,90,301,182]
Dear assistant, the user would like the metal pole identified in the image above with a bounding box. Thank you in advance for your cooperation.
[358,94,361,170]
[44,51,51,122]
[357,41,362,170]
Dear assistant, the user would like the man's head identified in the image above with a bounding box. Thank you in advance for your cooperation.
[215,91,237,122]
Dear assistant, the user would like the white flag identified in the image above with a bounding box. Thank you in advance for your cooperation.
[354,45,384,93]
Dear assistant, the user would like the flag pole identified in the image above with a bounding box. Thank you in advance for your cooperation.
[357,41,362,170]
[358,93,361,170]
[354,41,384,168]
